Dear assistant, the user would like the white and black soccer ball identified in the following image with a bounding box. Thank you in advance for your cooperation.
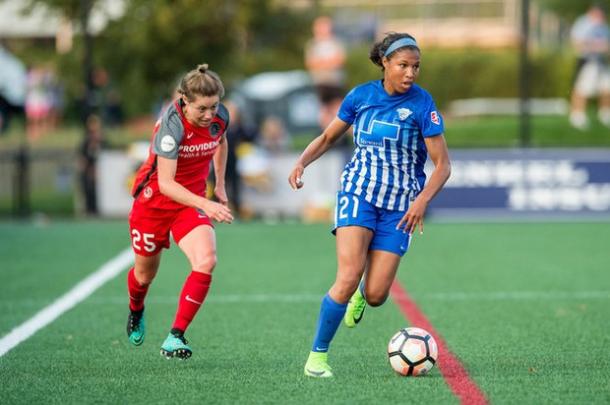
[387,327,438,376]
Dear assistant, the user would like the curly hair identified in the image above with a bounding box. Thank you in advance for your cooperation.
[369,33,419,70]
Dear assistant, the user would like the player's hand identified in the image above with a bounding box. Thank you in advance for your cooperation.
[288,164,305,190]
[214,184,229,206]
[202,199,233,224]
[396,197,427,235]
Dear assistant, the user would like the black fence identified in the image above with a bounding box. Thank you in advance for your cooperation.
[0,148,78,217]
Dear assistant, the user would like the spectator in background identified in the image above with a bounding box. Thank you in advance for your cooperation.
[91,67,123,127]
[25,66,55,139]
[48,69,64,130]
[259,116,289,154]
[305,16,347,130]
[224,101,257,216]
[569,3,610,130]
[305,16,347,89]
[233,116,287,195]
[79,114,106,215]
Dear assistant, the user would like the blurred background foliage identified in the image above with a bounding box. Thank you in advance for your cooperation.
[17,0,315,118]
[7,0,605,120]
[345,46,574,109]
[538,0,610,20]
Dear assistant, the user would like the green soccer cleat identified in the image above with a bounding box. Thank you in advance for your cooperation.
[126,309,145,346]
[344,288,366,328]
[160,332,192,359]
[304,351,333,378]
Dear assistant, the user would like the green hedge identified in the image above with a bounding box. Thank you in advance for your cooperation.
[345,47,575,109]
[11,38,576,120]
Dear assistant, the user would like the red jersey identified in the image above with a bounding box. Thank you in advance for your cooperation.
[131,100,229,210]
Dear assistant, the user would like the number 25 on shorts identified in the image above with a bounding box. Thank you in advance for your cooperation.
[131,229,157,253]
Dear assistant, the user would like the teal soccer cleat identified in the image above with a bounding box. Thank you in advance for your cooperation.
[126,309,145,346]
[160,332,192,359]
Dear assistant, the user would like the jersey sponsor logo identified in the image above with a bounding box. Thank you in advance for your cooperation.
[397,108,413,121]
[209,122,221,137]
[160,134,177,152]
[431,111,440,125]
[143,186,153,199]
[178,141,220,153]
[358,119,400,148]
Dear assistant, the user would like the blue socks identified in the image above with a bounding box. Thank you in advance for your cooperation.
[311,294,347,353]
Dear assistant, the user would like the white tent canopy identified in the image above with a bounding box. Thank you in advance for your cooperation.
[0,0,125,38]
[0,46,26,106]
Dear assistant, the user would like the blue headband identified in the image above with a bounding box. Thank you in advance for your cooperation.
[384,37,419,57]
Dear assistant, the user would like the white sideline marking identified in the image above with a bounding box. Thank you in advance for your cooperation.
[76,290,610,305]
[1,290,609,309]
[225,291,610,301]
[0,248,134,358]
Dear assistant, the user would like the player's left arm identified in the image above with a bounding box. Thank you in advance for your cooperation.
[212,134,229,206]
[397,134,451,235]
[157,155,233,223]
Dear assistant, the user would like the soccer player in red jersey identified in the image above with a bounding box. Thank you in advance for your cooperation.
[126,63,233,359]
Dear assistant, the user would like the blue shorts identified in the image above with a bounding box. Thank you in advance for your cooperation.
[332,191,411,257]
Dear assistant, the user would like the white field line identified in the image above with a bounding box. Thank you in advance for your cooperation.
[0,247,134,357]
[1,290,608,311]
[55,290,610,306]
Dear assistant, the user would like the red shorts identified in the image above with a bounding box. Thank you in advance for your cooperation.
[128,202,213,256]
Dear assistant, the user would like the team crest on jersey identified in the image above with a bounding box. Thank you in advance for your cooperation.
[431,111,440,125]
[143,186,153,199]
[209,123,221,137]
[397,108,413,121]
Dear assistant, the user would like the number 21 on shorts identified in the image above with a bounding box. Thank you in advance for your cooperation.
[131,229,157,253]
[338,194,359,220]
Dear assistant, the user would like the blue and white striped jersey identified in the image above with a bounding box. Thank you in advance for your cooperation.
[337,80,444,211]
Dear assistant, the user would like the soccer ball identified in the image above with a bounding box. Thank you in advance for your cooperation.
[387,327,438,376]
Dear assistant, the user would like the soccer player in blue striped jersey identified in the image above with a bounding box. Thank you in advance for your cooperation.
[289,32,451,378]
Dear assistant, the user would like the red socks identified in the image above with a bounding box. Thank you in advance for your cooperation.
[172,271,212,332]
[128,268,212,332]
[127,267,149,312]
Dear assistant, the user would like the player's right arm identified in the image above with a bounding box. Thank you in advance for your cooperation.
[288,117,351,190]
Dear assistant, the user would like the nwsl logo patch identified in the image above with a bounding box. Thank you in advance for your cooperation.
[431,111,440,125]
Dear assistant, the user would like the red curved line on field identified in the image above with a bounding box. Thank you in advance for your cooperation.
[390,281,488,405]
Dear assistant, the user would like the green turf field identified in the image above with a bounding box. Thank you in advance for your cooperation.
[0,220,609,404]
